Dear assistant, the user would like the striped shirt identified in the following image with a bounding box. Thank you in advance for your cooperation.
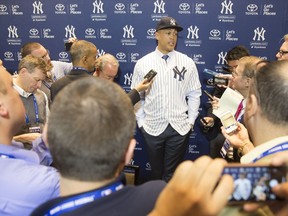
[131,48,201,136]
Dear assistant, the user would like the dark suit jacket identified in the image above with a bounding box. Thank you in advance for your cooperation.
[51,68,140,106]
[50,68,92,101]
[127,89,140,106]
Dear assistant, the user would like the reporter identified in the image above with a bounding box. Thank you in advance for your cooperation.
[94,53,153,105]
[220,60,288,215]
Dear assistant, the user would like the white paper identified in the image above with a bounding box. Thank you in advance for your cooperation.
[212,87,244,118]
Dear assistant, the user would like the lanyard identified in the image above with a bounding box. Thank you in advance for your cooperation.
[25,94,39,124]
[252,142,288,163]
[42,80,52,89]
[45,181,124,216]
[0,153,15,159]
[72,67,92,75]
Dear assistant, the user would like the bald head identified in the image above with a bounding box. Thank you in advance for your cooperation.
[94,53,119,81]
[69,40,97,72]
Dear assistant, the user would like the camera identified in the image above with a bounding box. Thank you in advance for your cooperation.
[65,42,73,51]
[213,76,229,86]
[223,164,287,204]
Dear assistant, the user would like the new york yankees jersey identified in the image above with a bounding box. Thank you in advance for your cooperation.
[131,48,201,136]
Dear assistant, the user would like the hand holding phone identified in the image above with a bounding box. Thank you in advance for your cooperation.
[222,164,287,204]
[204,90,214,101]
[220,111,238,134]
[144,69,157,82]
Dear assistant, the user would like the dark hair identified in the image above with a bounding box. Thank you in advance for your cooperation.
[226,45,250,62]
[252,60,288,124]
[48,77,135,181]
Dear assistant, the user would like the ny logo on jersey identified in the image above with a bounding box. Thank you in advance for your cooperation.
[173,66,187,81]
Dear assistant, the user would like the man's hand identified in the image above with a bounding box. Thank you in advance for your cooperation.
[13,133,41,144]
[200,117,214,127]
[221,122,250,148]
[134,78,153,92]
[149,156,234,216]
[243,152,288,215]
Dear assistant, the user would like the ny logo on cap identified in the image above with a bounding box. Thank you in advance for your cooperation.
[170,19,176,26]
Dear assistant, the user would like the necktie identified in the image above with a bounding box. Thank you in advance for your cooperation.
[235,99,244,120]
[162,55,169,62]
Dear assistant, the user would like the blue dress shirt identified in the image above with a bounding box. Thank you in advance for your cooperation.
[0,144,60,216]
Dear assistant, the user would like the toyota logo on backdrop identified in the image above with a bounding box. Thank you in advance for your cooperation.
[85,28,95,36]
[29,28,39,36]
[210,29,221,37]
[179,3,190,11]
[55,4,65,11]
[116,52,126,60]
[247,4,258,12]
[4,51,13,59]
[115,3,125,11]
[59,52,68,59]
[0,5,7,12]
[147,28,156,36]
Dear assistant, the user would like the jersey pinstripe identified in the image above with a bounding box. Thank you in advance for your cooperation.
[131,48,201,136]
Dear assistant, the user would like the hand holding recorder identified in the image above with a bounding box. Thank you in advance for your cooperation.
[134,69,157,93]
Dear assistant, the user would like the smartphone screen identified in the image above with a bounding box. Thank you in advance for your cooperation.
[222,165,287,204]
[220,111,237,134]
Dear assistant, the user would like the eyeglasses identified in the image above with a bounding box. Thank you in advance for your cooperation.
[277,50,288,57]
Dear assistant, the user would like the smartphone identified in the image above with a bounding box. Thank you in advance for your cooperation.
[203,90,214,100]
[220,111,237,134]
[213,76,229,86]
[144,69,157,82]
[222,164,287,204]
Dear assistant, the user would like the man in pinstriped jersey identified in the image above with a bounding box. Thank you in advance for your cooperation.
[131,17,201,182]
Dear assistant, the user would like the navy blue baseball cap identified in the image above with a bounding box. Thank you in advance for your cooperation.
[156,17,183,32]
